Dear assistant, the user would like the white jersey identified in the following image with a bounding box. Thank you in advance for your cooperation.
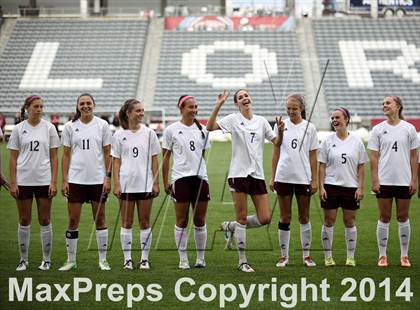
[318,133,368,188]
[368,120,420,186]
[162,121,210,183]
[111,126,160,193]
[217,113,275,180]
[274,118,318,184]
[7,119,60,186]
[62,116,112,184]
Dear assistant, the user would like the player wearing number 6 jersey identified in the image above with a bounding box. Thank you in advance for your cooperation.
[162,95,210,269]
[271,94,318,268]
[112,99,160,270]
[8,95,60,271]
[59,93,112,271]
[207,89,283,272]
[319,108,368,267]
[368,96,419,268]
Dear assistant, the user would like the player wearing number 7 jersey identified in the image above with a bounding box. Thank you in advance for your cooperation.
[59,93,112,271]
[162,95,211,270]
[368,96,420,268]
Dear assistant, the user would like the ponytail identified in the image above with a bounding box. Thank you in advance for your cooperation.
[73,93,95,122]
[193,118,205,139]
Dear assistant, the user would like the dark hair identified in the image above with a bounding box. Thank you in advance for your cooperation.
[119,98,141,129]
[334,107,351,125]
[21,95,42,121]
[287,94,306,119]
[178,95,205,139]
[233,89,248,104]
[386,95,404,120]
[72,93,95,122]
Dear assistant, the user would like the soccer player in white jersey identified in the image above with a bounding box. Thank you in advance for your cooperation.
[8,95,60,271]
[319,108,368,267]
[271,94,318,268]
[112,99,160,270]
[207,89,283,272]
[368,96,419,268]
[59,93,112,271]
[162,95,211,270]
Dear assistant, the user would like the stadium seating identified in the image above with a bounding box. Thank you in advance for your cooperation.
[0,19,148,114]
[312,19,420,118]
[154,31,305,120]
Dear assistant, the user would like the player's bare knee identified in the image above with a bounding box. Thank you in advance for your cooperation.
[298,216,309,224]
[38,218,50,226]
[280,215,291,223]
[68,217,79,229]
[139,221,150,230]
[19,218,31,226]
[379,216,391,223]
[193,218,205,227]
[259,215,271,225]
[397,215,408,222]
[176,219,188,228]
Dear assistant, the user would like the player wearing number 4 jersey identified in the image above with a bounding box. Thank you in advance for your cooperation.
[8,95,60,271]
[207,89,283,272]
[319,108,368,267]
[112,99,160,270]
[271,94,318,268]
[60,93,112,271]
[368,96,419,268]
[162,95,210,270]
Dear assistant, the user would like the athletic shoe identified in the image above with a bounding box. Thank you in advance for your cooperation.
[324,257,336,267]
[194,259,206,268]
[139,260,150,270]
[377,256,388,267]
[275,256,289,268]
[238,262,255,272]
[58,261,77,271]
[220,221,235,249]
[16,260,28,271]
[303,256,316,267]
[178,260,190,270]
[400,256,411,268]
[38,260,51,271]
[345,257,356,267]
[123,259,133,270]
[99,260,111,271]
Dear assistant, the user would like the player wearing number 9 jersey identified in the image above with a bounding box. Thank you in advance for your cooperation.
[207,89,283,272]
[112,99,160,270]
[368,96,420,268]
[271,94,318,268]
[59,93,112,271]
[162,95,210,269]
[8,95,60,271]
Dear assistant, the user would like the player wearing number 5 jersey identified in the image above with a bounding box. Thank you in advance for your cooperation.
[162,95,210,269]
[112,99,160,270]
[207,89,283,272]
[319,108,368,267]
[8,95,60,271]
[368,96,419,268]
[271,94,318,268]
[59,93,112,271]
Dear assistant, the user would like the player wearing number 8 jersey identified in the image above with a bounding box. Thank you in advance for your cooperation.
[112,99,160,270]
[8,95,60,271]
[59,93,112,271]
[271,94,318,268]
[368,96,419,268]
[162,95,210,269]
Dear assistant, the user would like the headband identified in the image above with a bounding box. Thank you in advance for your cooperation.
[335,107,349,119]
[178,96,194,108]
[26,95,41,104]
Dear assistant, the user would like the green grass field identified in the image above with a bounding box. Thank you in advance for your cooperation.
[0,141,419,309]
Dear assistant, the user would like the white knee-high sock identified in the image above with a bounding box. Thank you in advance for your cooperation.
[140,227,152,261]
[376,220,389,258]
[174,225,188,262]
[18,224,30,262]
[398,220,410,257]
[96,228,108,262]
[194,225,207,261]
[65,229,78,262]
[235,222,247,265]
[278,222,290,258]
[120,227,132,262]
[246,215,262,228]
[300,222,312,258]
[40,224,52,261]
[345,226,357,259]
[321,225,334,258]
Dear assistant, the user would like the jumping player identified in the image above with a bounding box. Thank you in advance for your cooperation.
[8,95,60,271]
[112,99,160,270]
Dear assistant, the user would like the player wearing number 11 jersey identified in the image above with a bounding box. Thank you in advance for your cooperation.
[368,96,419,268]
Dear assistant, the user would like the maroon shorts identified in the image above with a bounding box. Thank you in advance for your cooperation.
[274,182,311,197]
[376,185,412,199]
[228,176,267,195]
[321,184,360,210]
[172,176,210,203]
[68,183,108,203]
[17,185,49,200]
[120,192,158,201]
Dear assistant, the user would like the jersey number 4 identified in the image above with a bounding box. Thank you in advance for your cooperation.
[392,141,398,152]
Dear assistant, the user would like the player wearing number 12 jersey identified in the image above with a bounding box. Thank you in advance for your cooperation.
[368,96,419,268]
